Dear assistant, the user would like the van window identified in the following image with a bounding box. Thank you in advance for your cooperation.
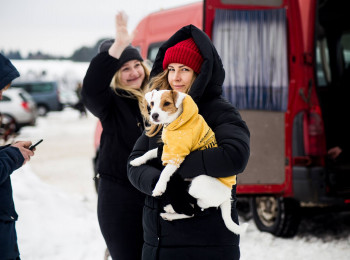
[212,8,288,111]
[220,0,283,6]
[341,33,350,67]
[31,83,54,93]
[316,31,350,87]
[316,40,330,87]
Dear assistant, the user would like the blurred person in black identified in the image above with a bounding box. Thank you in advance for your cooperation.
[0,53,36,260]
[73,82,87,117]
[327,65,350,165]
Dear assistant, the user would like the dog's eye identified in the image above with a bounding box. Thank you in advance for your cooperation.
[150,102,154,107]
[163,102,170,106]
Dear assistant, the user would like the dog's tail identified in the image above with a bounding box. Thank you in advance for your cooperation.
[220,200,248,235]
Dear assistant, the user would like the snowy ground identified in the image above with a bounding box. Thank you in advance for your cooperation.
[8,108,350,260]
[11,109,106,260]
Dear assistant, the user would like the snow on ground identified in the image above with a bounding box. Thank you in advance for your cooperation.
[12,109,106,260]
[9,108,350,260]
[12,165,106,260]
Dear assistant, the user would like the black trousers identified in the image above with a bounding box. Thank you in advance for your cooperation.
[98,177,145,260]
[0,220,20,260]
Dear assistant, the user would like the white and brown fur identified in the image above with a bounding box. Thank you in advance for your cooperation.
[130,89,248,235]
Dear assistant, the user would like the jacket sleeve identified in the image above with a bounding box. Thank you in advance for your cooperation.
[177,100,250,179]
[81,52,120,120]
[127,133,161,196]
[0,146,24,184]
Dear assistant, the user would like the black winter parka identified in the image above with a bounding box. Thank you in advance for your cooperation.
[0,146,23,258]
[127,25,250,260]
[1,53,22,259]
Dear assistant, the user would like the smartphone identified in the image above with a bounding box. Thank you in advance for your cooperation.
[29,139,43,150]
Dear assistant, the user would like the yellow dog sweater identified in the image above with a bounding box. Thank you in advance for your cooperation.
[161,95,236,188]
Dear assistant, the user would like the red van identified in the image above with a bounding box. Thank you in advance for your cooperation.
[204,0,350,237]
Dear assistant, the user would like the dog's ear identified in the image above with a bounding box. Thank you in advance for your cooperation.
[145,89,156,105]
[173,91,186,108]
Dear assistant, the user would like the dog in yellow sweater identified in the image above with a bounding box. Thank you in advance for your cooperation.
[130,89,247,235]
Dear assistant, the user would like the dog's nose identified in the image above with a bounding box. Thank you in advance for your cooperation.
[152,113,159,121]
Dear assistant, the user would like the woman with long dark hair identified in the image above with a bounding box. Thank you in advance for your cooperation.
[128,25,250,260]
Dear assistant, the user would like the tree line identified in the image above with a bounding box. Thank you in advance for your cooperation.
[1,38,109,62]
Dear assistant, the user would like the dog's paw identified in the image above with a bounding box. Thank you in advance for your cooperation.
[239,223,249,234]
[163,204,176,214]
[130,157,145,166]
[152,183,166,197]
[160,213,174,221]
[160,212,194,221]
[232,223,249,235]
[152,188,164,197]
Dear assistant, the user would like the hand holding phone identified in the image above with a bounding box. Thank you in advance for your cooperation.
[29,139,43,151]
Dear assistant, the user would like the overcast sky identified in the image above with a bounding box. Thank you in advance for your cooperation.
[0,0,200,57]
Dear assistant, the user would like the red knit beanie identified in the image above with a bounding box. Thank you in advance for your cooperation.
[162,38,203,74]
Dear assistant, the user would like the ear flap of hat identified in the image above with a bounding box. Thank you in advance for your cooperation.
[173,91,186,108]
[145,89,157,104]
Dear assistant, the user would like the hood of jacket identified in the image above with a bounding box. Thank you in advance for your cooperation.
[150,25,225,103]
[0,54,20,90]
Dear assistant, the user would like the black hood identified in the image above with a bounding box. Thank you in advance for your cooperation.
[0,53,20,90]
[150,25,225,103]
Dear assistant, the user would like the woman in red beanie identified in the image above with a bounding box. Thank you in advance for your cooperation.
[128,25,250,260]
[82,12,149,260]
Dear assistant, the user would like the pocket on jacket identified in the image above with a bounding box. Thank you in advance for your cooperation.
[0,210,18,222]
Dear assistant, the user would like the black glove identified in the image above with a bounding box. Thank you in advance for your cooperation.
[162,173,197,216]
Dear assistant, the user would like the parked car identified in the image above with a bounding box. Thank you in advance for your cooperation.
[0,88,38,131]
[11,81,63,116]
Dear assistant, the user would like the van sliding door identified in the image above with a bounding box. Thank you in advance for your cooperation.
[212,7,288,184]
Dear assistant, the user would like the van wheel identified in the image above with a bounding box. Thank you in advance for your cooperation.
[37,105,48,116]
[251,196,300,237]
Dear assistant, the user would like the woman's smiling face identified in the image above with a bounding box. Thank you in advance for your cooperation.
[167,63,195,93]
[119,59,145,89]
